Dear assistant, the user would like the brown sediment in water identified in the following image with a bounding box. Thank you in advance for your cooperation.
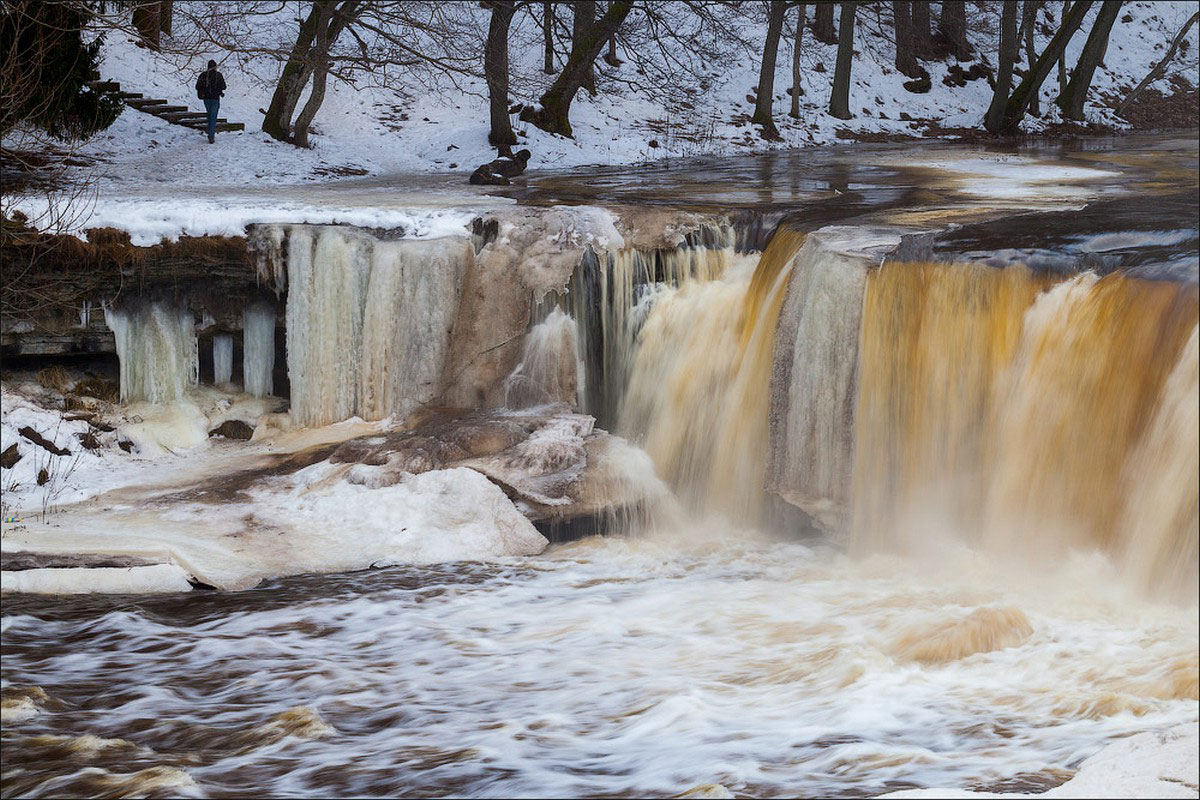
[890,607,1034,665]
[850,260,1200,600]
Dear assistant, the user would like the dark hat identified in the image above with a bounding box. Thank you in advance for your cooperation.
[207,59,217,69]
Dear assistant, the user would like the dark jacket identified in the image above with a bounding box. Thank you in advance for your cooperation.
[196,69,226,101]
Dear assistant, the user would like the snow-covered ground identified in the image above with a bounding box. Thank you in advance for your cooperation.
[5,3,1196,196]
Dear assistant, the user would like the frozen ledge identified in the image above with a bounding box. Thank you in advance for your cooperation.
[1,563,193,594]
[878,724,1200,799]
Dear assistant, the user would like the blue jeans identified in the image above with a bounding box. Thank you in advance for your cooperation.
[204,98,220,141]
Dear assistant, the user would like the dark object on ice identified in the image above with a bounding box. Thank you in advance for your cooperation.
[19,426,70,456]
[209,420,255,440]
[118,439,134,453]
[469,149,531,185]
[37,468,49,486]
[1,443,20,469]
[77,430,101,450]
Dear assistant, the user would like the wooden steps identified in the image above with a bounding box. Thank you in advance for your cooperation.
[98,76,246,136]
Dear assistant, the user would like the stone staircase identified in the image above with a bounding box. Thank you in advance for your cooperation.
[89,77,245,134]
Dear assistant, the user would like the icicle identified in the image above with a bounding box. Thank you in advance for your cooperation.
[242,304,276,398]
[104,302,198,404]
[212,335,233,385]
[283,225,472,426]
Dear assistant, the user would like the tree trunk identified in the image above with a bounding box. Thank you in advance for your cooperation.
[790,3,806,118]
[985,0,1020,132]
[937,0,971,59]
[263,2,327,141]
[543,1,555,73]
[1118,10,1199,115]
[829,2,856,119]
[572,1,597,95]
[132,2,161,51]
[522,0,633,136]
[160,0,173,36]
[812,3,837,44]
[892,1,921,78]
[292,6,332,149]
[485,0,518,152]
[999,0,1094,133]
[752,0,787,139]
[1057,1,1069,95]
[264,1,359,145]
[911,1,934,58]
[603,32,622,66]
[1059,0,1122,120]
[1022,0,1040,115]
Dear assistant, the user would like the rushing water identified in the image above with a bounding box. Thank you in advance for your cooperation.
[3,531,1196,799]
[4,136,1198,798]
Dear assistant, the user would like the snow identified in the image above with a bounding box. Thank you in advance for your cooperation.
[877,723,1200,799]
[0,563,193,594]
[2,2,1193,244]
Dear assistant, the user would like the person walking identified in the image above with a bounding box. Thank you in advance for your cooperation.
[195,60,226,144]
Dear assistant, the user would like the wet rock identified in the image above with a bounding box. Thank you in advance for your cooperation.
[1,443,20,469]
[19,426,70,456]
[209,420,255,440]
[117,440,133,453]
[36,468,49,485]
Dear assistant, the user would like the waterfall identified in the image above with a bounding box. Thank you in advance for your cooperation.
[850,261,1050,548]
[618,229,805,522]
[766,237,870,529]
[846,261,1198,599]
[1117,326,1199,598]
[242,304,276,398]
[279,225,472,427]
[105,302,198,404]
[567,225,735,427]
[212,334,233,385]
[503,308,583,409]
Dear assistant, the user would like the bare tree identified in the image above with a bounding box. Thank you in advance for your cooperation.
[812,2,836,44]
[572,1,598,95]
[829,2,856,119]
[1058,0,1122,120]
[789,2,806,118]
[484,0,518,152]
[752,0,787,139]
[1118,9,1199,115]
[131,1,163,51]
[988,0,1094,133]
[543,0,555,72]
[937,0,970,59]
[892,1,921,78]
[985,0,1019,131]
[911,0,934,58]
[521,0,632,136]
[1021,0,1041,115]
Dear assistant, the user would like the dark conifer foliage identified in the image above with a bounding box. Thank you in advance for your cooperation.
[0,0,124,140]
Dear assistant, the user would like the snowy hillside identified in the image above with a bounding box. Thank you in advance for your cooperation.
[57,0,1200,188]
